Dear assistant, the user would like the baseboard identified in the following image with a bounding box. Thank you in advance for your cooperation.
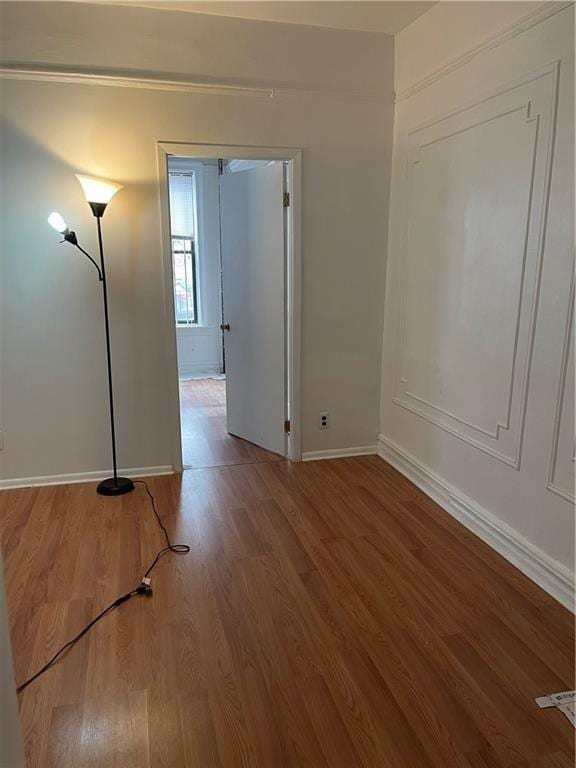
[377,434,575,612]
[178,363,222,379]
[0,465,174,491]
[178,361,222,377]
[302,445,378,462]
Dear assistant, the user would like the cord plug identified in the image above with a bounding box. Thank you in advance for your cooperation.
[136,577,153,596]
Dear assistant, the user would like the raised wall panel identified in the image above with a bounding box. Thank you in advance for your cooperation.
[548,278,575,503]
[393,65,559,467]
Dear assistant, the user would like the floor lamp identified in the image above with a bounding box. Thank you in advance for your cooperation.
[48,174,135,496]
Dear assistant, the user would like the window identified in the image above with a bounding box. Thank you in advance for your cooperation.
[168,171,198,325]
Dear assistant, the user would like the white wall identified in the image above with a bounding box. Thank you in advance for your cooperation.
[0,1,394,483]
[169,158,223,379]
[379,2,575,608]
[227,160,271,173]
[395,1,570,95]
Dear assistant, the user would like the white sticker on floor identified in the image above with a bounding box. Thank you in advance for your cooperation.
[535,691,576,727]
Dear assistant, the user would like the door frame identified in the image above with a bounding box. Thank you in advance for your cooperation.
[157,142,303,470]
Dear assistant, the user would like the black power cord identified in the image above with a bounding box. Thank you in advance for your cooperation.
[15,479,190,695]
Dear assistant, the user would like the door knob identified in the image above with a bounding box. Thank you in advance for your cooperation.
[220,323,230,331]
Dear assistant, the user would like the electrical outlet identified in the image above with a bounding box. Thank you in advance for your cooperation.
[319,412,329,430]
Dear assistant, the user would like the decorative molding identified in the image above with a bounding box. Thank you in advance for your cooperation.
[0,465,174,491]
[0,67,274,98]
[399,63,559,140]
[392,63,560,469]
[547,273,575,503]
[399,103,535,442]
[396,1,572,102]
[302,445,378,462]
[0,66,393,104]
[377,434,575,612]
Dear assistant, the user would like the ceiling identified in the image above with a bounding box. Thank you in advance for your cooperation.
[94,1,437,35]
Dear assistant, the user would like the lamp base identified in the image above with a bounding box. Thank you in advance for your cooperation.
[97,476,135,496]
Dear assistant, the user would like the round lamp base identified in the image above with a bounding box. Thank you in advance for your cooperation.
[97,477,135,496]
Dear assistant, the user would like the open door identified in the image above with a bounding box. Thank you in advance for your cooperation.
[219,162,286,456]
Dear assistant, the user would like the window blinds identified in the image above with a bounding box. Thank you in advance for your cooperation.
[168,173,196,238]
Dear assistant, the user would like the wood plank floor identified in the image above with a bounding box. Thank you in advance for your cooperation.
[1,456,574,767]
[180,378,283,469]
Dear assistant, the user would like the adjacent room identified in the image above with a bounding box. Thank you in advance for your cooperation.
[168,155,292,469]
[1,2,574,767]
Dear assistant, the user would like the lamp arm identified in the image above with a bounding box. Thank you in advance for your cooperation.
[73,243,104,281]
[62,232,103,281]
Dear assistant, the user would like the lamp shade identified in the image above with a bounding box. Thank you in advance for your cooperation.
[75,175,123,204]
[48,212,68,233]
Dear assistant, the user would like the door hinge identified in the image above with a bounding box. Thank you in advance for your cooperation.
[283,192,290,208]
[218,159,224,176]
[284,420,291,434]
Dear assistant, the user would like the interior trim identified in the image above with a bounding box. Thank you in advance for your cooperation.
[0,465,174,490]
[391,62,560,470]
[0,66,394,103]
[302,445,378,462]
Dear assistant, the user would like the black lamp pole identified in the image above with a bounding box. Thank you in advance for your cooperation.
[50,190,135,496]
[92,207,134,496]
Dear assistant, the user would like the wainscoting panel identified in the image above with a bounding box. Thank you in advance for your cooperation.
[393,65,559,468]
[547,277,575,503]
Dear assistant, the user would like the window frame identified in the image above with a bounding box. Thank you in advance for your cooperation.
[171,235,199,326]
[168,169,200,326]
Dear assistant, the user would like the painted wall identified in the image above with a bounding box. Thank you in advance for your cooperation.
[0,1,394,482]
[395,1,569,95]
[0,1,393,94]
[379,2,575,607]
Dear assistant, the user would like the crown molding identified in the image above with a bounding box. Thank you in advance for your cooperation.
[0,66,393,104]
[396,1,573,102]
[0,67,273,98]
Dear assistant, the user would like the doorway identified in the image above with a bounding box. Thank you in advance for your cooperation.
[158,145,302,471]
[179,377,283,468]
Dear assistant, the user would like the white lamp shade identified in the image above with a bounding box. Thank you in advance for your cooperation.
[75,174,123,204]
[48,212,68,233]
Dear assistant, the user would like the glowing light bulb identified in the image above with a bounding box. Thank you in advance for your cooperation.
[48,212,67,233]
[75,175,123,204]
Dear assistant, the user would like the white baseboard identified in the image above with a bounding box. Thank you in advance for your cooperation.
[377,434,575,612]
[302,445,378,462]
[0,465,174,491]
[178,362,222,379]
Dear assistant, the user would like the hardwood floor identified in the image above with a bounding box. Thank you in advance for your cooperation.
[1,456,574,767]
[179,378,284,468]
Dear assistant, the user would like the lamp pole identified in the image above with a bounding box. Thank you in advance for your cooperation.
[48,175,135,496]
[94,213,130,494]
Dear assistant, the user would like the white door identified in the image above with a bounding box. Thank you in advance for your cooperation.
[219,162,286,456]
